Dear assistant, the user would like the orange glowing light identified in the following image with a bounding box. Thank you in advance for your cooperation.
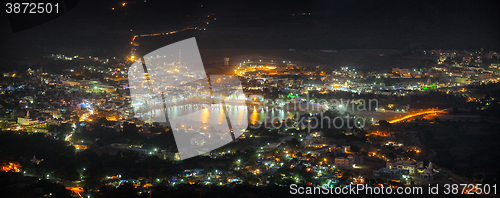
[66,186,84,197]
[1,162,21,173]
[73,145,88,150]
[388,109,446,124]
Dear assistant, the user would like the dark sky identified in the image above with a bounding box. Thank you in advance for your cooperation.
[1,0,499,65]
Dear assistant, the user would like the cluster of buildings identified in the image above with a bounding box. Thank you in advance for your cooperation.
[232,50,499,100]
[0,161,22,173]
[47,53,118,64]
[3,48,491,194]
[373,159,437,184]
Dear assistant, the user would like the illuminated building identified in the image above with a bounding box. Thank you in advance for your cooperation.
[420,162,438,181]
[335,156,354,169]
[335,155,363,169]
[30,155,43,165]
[73,144,88,150]
[373,167,410,183]
[1,162,22,173]
[386,159,423,174]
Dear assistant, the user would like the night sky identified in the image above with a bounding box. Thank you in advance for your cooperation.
[1,0,499,66]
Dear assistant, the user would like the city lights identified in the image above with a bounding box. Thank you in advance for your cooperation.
[0,3,497,196]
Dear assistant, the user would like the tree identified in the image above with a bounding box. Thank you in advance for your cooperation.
[35,179,73,197]
[71,115,80,123]
[97,117,109,126]
[288,138,300,148]
[113,182,139,198]
[423,130,434,142]
[54,167,80,181]
[378,120,392,132]
[268,172,283,185]
[244,174,260,185]
[386,152,396,160]
[83,174,102,191]
[350,145,360,152]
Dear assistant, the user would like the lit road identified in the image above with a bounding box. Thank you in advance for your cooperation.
[388,109,447,124]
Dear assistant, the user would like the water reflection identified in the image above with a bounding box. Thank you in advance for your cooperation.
[137,104,294,128]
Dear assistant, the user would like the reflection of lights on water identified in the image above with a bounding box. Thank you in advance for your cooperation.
[141,105,292,128]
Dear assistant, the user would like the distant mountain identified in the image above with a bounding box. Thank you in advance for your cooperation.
[1,0,498,66]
